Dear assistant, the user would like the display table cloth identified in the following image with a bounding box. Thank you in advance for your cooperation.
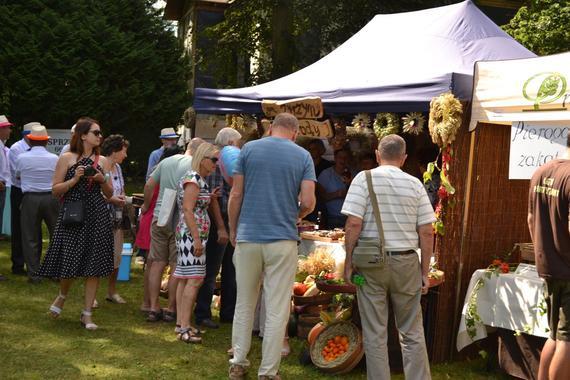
[457,269,549,351]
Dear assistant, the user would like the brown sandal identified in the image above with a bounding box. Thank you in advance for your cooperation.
[178,328,202,344]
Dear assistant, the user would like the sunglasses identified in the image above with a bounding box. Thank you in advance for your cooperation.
[89,130,102,137]
[205,156,219,163]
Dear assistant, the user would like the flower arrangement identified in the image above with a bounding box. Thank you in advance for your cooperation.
[428,92,463,147]
[373,112,399,141]
[401,112,425,136]
[351,113,371,129]
[298,246,336,277]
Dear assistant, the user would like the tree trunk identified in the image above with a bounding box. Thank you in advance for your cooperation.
[271,0,294,80]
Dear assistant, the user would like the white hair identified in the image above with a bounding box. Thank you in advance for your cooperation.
[215,127,242,147]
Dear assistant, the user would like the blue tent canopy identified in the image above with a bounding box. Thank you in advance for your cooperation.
[194,0,535,115]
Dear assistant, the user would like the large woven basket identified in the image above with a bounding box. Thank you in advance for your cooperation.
[310,321,363,374]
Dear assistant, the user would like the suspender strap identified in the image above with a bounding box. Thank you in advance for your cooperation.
[365,170,385,255]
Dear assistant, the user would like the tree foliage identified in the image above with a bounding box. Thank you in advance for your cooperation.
[198,0,456,88]
[0,0,190,176]
[503,0,570,56]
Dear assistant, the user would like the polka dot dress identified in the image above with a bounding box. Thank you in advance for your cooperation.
[37,156,114,279]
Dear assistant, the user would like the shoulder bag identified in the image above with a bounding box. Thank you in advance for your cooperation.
[62,155,99,226]
[351,170,386,269]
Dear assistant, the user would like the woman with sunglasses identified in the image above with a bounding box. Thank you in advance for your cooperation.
[174,142,221,344]
[37,117,114,330]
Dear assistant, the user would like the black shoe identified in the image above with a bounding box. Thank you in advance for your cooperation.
[28,277,42,284]
[146,310,163,322]
[12,268,27,276]
[198,318,219,329]
[162,309,176,323]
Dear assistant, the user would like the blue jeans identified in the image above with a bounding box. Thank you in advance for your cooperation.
[195,221,236,322]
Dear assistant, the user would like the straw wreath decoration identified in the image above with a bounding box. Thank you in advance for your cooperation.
[373,113,399,141]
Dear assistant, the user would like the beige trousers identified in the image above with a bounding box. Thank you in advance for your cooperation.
[230,240,297,377]
[356,254,431,380]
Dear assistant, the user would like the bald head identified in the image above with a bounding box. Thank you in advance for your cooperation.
[187,137,205,155]
[272,113,299,132]
[377,134,406,161]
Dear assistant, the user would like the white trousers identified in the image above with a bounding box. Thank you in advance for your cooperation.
[230,240,297,377]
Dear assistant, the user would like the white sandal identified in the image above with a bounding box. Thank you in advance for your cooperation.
[80,310,98,330]
[48,293,66,318]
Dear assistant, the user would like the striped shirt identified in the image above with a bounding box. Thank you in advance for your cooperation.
[341,165,436,251]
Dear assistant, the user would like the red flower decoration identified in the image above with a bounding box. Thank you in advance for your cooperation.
[500,263,510,273]
[438,186,448,200]
[492,259,502,266]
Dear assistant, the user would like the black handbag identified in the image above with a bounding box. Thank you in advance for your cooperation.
[62,200,85,226]
[61,155,98,227]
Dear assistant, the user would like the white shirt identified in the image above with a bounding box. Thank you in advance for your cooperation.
[0,141,11,185]
[15,146,58,193]
[9,138,31,188]
[341,165,436,251]
[60,144,70,155]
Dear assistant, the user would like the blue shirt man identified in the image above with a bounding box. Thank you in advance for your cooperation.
[146,127,179,180]
[228,113,316,379]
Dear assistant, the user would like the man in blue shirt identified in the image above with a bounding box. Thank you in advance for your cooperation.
[228,113,316,380]
[145,127,179,180]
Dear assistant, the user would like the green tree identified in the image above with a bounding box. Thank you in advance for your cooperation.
[0,0,190,176]
[198,0,455,88]
[503,0,570,56]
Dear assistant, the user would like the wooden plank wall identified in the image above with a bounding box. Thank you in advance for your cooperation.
[431,122,531,362]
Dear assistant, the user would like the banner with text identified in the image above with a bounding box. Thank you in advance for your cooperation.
[509,121,569,179]
[470,52,570,131]
[45,129,71,155]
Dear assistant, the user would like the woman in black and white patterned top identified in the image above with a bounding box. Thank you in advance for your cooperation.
[101,134,130,305]
[37,117,114,330]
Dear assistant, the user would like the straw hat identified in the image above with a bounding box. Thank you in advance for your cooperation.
[160,127,178,139]
[28,125,50,141]
[0,115,13,128]
[23,122,41,135]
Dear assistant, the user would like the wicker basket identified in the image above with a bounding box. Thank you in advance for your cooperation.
[316,280,357,294]
[293,292,333,306]
[310,321,364,374]
[515,243,535,263]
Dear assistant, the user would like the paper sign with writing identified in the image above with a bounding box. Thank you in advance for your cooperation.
[45,129,72,155]
[261,97,323,119]
[261,119,333,138]
[509,121,569,179]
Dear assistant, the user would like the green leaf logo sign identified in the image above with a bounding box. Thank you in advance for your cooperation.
[523,72,567,111]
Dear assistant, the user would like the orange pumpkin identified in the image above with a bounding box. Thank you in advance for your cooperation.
[308,322,325,345]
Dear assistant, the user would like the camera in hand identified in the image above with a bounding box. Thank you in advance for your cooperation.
[84,166,97,177]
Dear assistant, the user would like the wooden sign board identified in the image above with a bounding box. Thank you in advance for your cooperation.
[261,118,333,138]
[261,97,323,119]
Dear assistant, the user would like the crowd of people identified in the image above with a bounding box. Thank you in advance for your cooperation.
[0,112,440,380]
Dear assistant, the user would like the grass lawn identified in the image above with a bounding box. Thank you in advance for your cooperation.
[0,238,509,379]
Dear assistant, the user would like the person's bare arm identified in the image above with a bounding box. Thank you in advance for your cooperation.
[418,223,434,295]
[183,182,204,257]
[528,212,535,242]
[141,177,157,214]
[209,187,228,245]
[228,174,244,246]
[298,180,316,219]
[343,215,363,285]
[52,153,83,198]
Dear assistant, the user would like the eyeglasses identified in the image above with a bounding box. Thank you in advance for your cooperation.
[89,130,102,137]
[205,157,218,163]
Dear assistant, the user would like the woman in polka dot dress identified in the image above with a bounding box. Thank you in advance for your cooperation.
[174,142,222,344]
[37,117,115,330]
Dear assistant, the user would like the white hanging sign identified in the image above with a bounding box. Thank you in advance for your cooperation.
[509,121,569,179]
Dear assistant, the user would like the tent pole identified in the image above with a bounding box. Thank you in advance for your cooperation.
[450,128,477,359]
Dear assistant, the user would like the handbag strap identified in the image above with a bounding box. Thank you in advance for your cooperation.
[365,170,385,254]
[87,155,100,191]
